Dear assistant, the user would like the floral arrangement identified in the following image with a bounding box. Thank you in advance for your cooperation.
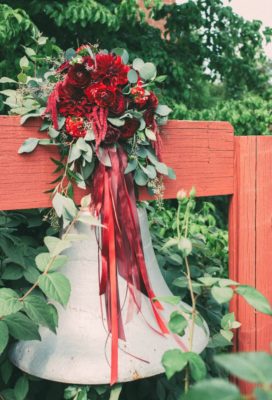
[1,44,175,384]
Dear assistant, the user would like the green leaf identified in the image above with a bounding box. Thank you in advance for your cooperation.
[20,111,43,125]
[37,36,47,45]
[167,167,176,179]
[68,144,81,163]
[125,159,138,174]
[214,352,272,384]
[0,321,9,354]
[81,194,91,208]
[0,359,13,384]
[145,128,156,141]
[17,72,27,84]
[108,117,125,127]
[18,138,39,154]
[112,48,129,64]
[156,105,172,117]
[134,168,148,186]
[178,237,193,256]
[23,295,57,332]
[155,295,181,305]
[0,288,23,316]
[211,286,233,304]
[139,62,157,81]
[14,376,29,400]
[145,165,157,179]
[127,69,138,84]
[19,56,29,69]
[35,252,50,272]
[235,285,272,315]
[77,214,102,227]
[132,58,145,71]
[1,264,23,280]
[38,272,71,306]
[254,387,272,400]
[162,349,187,379]
[48,126,60,138]
[187,352,207,381]
[24,47,36,57]
[155,162,169,175]
[0,77,17,84]
[168,311,188,336]
[44,236,71,257]
[4,312,40,340]
[181,379,240,400]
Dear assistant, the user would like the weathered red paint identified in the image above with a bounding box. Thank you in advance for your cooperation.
[1,115,271,394]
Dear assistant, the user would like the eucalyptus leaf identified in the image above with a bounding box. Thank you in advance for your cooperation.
[127,69,138,84]
[18,138,39,154]
[134,168,148,186]
[155,105,172,117]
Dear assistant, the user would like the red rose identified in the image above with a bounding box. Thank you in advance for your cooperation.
[92,53,129,86]
[104,125,120,144]
[67,63,92,88]
[65,116,86,138]
[120,118,140,139]
[110,90,126,115]
[85,83,116,108]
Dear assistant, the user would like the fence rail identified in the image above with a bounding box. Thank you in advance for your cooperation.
[0,116,271,393]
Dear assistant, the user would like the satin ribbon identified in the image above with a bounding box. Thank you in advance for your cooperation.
[91,145,183,385]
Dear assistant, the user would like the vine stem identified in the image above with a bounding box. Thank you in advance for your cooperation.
[178,197,198,393]
[19,210,80,302]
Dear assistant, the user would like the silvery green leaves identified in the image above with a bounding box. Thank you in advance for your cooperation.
[127,147,176,190]
[131,58,157,82]
[52,193,78,229]
[67,139,94,188]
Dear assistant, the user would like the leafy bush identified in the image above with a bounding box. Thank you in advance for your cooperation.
[171,95,272,136]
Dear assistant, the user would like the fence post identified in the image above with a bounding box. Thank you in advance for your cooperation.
[229,136,272,393]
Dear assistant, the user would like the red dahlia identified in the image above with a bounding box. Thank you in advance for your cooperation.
[92,53,129,86]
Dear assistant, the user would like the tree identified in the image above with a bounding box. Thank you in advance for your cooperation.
[1,0,271,111]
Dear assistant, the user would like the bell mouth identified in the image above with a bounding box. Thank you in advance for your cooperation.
[9,207,209,384]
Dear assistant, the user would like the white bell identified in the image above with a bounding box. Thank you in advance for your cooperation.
[10,208,209,384]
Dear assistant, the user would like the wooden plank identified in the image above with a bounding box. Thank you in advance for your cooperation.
[229,137,257,394]
[256,137,272,352]
[0,116,234,210]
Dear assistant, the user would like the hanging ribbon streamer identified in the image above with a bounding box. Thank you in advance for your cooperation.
[91,145,171,385]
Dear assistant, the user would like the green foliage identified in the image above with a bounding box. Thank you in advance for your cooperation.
[1,0,271,112]
[172,95,272,135]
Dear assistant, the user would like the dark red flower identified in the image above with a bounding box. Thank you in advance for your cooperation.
[67,63,92,88]
[104,125,120,144]
[59,78,83,100]
[58,97,92,118]
[65,116,86,138]
[131,85,148,107]
[143,109,155,128]
[92,53,129,86]
[120,118,140,139]
[85,83,116,108]
[110,90,126,115]
[147,91,159,110]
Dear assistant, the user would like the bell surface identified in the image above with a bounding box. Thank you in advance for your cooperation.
[10,208,209,384]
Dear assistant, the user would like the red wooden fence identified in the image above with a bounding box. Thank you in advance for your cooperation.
[0,116,271,392]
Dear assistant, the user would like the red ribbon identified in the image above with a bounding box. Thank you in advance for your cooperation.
[91,145,172,385]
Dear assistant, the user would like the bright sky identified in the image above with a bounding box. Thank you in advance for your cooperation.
[176,0,272,58]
